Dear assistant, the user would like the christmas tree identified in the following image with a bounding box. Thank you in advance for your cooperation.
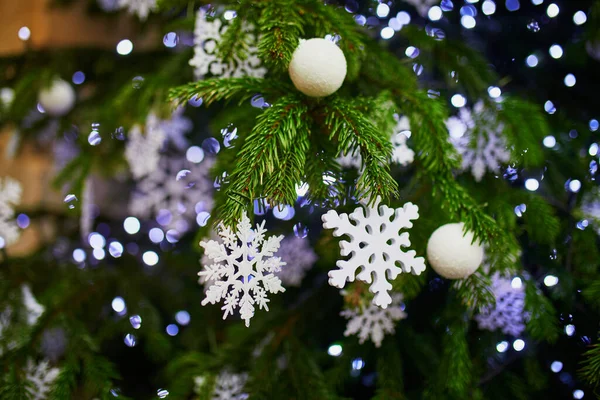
[1,0,600,398]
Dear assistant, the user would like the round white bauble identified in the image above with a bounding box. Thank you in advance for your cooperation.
[426,222,484,279]
[288,38,347,98]
[38,79,76,117]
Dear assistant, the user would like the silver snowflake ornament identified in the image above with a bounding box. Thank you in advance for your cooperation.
[190,9,266,79]
[322,197,426,308]
[25,359,60,400]
[199,213,286,326]
[129,154,214,231]
[275,236,318,287]
[118,0,157,20]
[474,274,526,336]
[447,101,511,182]
[341,293,407,347]
[0,176,22,248]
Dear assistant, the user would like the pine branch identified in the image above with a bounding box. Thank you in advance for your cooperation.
[452,272,495,312]
[323,97,399,204]
[168,77,289,108]
[579,337,600,389]
[257,0,304,72]
[518,193,561,245]
[373,342,406,400]
[524,284,559,343]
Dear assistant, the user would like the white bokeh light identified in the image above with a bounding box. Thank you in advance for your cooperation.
[428,6,443,21]
[550,361,563,373]
[496,341,509,353]
[112,296,126,313]
[451,94,467,108]
[116,39,133,55]
[18,27,31,41]
[124,217,141,234]
[461,15,476,29]
[380,27,395,40]
[573,389,584,399]
[513,339,525,352]
[143,251,159,266]
[546,3,559,18]
[564,74,576,87]
[543,135,556,148]
[482,0,496,15]
[328,344,343,357]
[376,3,390,18]
[573,11,587,25]
[511,277,523,289]
[488,86,501,98]
[565,324,575,336]
[549,44,563,59]
[544,275,559,287]
[525,178,539,191]
[568,179,581,193]
[526,54,539,67]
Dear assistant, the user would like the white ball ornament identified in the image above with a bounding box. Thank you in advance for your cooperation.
[426,222,484,279]
[38,79,76,117]
[288,38,347,98]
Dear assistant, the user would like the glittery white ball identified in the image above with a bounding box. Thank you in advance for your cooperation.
[426,222,484,279]
[288,38,347,98]
[38,79,76,117]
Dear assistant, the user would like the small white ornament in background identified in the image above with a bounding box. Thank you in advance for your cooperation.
[446,101,511,182]
[125,113,166,179]
[322,197,426,308]
[0,88,15,110]
[0,177,22,248]
[275,236,317,287]
[195,370,248,400]
[25,359,60,400]
[474,274,526,336]
[199,213,286,327]
[190,9,266,79]
[391,115,415,166]
[21,284,45,326]
[341,293,407,348]
[37,79,75,117]
[288,38,347,98]
[118,0,157,20]
[426,222,484,279]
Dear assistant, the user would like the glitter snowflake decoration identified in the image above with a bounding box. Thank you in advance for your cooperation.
[474,274,526,336]
[129,154,214,231]
[447,101,511,182]
[25,359,60,400]
[199,213,285,326]
[274,236,317,287]
[190,9,266,79]
[118,0,157,20]
[125,113,166,179]
[341,293,407,347]
[322,197,426,308]
[0,177,22,248]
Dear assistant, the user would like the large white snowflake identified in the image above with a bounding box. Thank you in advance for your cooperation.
[447,101,511,182]
[25,359,60,400]
[190,9,266,79]
[474,274,526,336]
[125,113,166,179]
[341,293,407,347]
[118,0,157,20]
[337,115,414,169]
[0,177,22,248]
[322,197,426,308]
[275,236,317,287]
[129,154,214,231]
[199,213,286,326]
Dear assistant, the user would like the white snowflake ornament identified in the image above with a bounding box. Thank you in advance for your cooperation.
[447,101,511,182]
[195,370,248,400]
[125,113,166,179]
[0,177,22,248]
[190,9,266,79]
[322,197,426,308]
[275,236,317,287]
[341,293,407,347]
[474,274,526,336]
[118,0,157,20]
[199,213,286,327]
[25,359,60,400]
[129,154,214,231]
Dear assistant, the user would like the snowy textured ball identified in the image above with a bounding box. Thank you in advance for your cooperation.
[38,79,76,117]
[426,222,484,279]
[288,38,347,98]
